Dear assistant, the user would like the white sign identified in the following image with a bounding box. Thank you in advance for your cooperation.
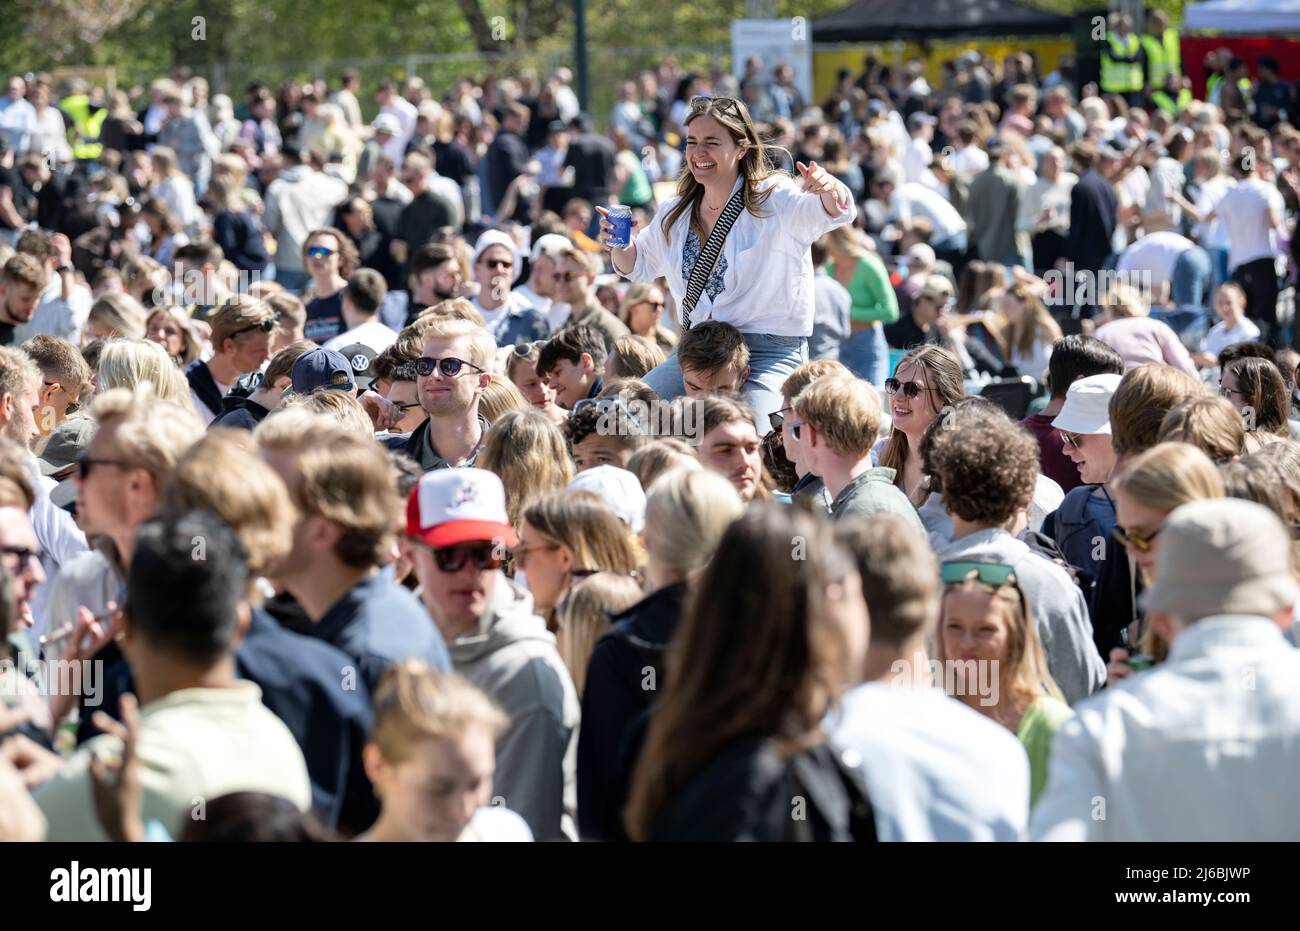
[730,19,813,104]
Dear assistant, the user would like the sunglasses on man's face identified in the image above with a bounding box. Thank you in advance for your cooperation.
[940,561,1017,587]
[1059,431,1082,450]
[306,246,336,260]
[884,377,934,400]
[415,356,485,378]
[77,452,129,481]
[769,407,793,433]
[425,541,504,573]
[1113,524,1162,553]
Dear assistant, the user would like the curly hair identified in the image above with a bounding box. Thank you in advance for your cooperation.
[929,406,1040,524]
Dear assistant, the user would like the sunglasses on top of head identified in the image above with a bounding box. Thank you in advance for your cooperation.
[689,95,741,113]
[415,356,486,378]
[228,315,280,339]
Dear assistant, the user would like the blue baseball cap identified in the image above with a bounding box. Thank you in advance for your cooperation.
[291,348,356,394]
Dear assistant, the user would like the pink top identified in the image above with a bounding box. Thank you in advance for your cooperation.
[1093,316,1198,377]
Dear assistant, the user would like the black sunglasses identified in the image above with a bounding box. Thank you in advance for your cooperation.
[228,316,279,339]
[769,406,793,432]
[884,377,936,400]
[415,356,486,378]
[0,544,38,567]
[393,401,422,411]
[428,541,504,573]
[77,453,130,480]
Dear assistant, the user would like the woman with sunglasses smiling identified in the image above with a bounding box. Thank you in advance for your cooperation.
[875,345,966,500]
[616,281,677,352]
[1107,442,1224,686]
[597,94,856,427]
[937,561,1073,806]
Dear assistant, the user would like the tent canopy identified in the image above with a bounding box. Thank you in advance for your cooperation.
[811,0,1074,43]
[1184,0,1300,34]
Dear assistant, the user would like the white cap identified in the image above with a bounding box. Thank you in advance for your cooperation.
[1052,373,1123,435]
[568,466,646,533]
[531,233,572,263]
[472,229,524,285]
[905,243,936,268]
[406,469,517,548]
[1028,473,1065,533]
[371,113,401,135]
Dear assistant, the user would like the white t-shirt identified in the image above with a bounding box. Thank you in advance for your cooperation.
[829,682,1030,841]
[902,137,933,184]
[892,182,966,242]
[324,319,398,356]
[951,145,989,180]
[621,174,856,337]
[461,806,534,842]
[1194,176,1235,250]
[1116,231,1195,290]
[1203,316,1262,358]
[1216,178,1284,271]
[190,375,231,427]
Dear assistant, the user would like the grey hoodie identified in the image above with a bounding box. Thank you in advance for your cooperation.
[939,528,1105,705]
[447,573,579,841]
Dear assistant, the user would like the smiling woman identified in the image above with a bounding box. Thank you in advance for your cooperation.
[598,94,856,426]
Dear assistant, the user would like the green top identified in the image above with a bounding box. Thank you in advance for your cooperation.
[619,160,653,208]
[829,466,925,535]
[1018,694,1075,807]
[827,255,900,325]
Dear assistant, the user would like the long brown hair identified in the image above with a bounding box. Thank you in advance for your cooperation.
[877,345,965,489]
[662,96,782,241]
[994,281,1062,359]
[623,505,857,841]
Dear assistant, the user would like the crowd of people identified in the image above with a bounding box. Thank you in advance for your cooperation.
[1,20,1300,843]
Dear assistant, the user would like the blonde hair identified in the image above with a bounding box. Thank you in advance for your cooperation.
[477,377,529,423]
[642,467,743,577]
[97,339,198,414]
[371,661,508,765]
[937,571,1064,714]
[557,572,645,696]
[254,409,399,567]
[523,491,643,577]
[792,373,881,456]
[627,438,699,490]
[416,315,497,372]
[1102,283,1149,319]
[282,388,374,436]
[997,281,1062,359]
[819,225,871,262]
[159,428,295,587]
[1112,442,1225,513]
[89,386,205,485]
[88,293,148,341]
[476,409,574,530]
[1157,396,1244,463]
[209,294,277,349]
[414,297,487,329]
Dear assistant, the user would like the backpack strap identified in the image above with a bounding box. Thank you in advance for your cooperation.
[680,184,746,333]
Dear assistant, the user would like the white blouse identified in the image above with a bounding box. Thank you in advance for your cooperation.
[619,174,856,337]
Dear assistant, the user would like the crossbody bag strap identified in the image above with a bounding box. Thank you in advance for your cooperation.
[680,184,746,332]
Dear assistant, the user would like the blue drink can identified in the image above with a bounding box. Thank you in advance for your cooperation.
[606,205,632,248]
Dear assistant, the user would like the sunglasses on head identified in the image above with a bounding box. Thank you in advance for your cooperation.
[425,541,504,573]
[228,315,279,339]
[940,561,1018,587]
[512,340,547,358]
[306,246,336,259]
[884,377,934,400]
[690,95,740,113]
[1113,524,1161,553]
[415,356,486,378]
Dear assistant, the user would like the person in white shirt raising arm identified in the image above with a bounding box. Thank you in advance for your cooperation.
[597,95,856,425]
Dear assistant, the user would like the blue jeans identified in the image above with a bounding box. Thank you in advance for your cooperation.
[1171,246,1212,311]
[642,332,809,431]
[839,325,889,388]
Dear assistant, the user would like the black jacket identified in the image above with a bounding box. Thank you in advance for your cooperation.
[184,359,223,420]
[648,736,878,842]
[1065,169,1118,280]
[210,394,271,431]
[577,582,684,841]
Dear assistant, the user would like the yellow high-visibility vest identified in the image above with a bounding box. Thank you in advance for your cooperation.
[1151,88,1192,117]
[1141,29,1181,88]
[59,94,106,160]
[1101,34,1143,95]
